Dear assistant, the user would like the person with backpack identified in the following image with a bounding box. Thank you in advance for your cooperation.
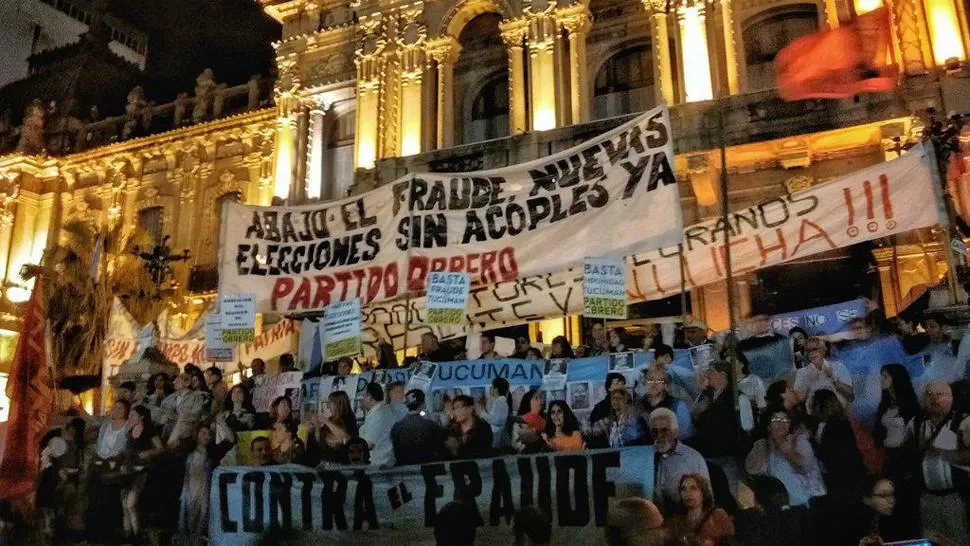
[912,380,970,543]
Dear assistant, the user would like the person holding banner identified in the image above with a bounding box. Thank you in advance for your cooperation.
[477,333,502,360]
[590,390,647,449]
[640,368,694,442]
[391,390,448,466]
[793,338,854,414]
[550,336,575,359]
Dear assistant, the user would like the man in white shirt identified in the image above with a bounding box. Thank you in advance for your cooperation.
[649,407,709,512]
[793,337,854,414]
[359,382,396,468]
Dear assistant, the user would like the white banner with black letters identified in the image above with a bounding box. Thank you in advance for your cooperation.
[218,105,680,314]
[210,447,654,545]
[359,145,940,352]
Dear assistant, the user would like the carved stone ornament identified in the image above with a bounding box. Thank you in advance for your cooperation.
[137,186,162,211]
[784,175,815,194]
[71,198,96,225]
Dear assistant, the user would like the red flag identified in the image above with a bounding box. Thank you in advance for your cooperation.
[775,7,898,101]
[0,283,53,504]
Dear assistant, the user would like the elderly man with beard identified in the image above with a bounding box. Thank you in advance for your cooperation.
[649,407,709,511]
[912,380,970,543]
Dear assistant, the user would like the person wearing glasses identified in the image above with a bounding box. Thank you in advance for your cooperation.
[745,406,825,507]
[793,337,854,414]
[640,367,694,442]
[649,407,709,511]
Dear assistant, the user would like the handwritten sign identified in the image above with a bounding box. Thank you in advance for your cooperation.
[220,293,256,344]
[323,298,362,359]
[583,257,627,319]
[426,272,470,325]
[204,314,234,362]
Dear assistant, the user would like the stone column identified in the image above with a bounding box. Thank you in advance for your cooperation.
[500,22,529,135]
[527,12,559,131]
[561,7,592,124]
[272,91,299,202]
[676,1,714,102]
[292,106,309,203]
[427,37,461,149]
[643,0,675,105]
[6,191,38,284]
[719,0,740,95]
[305,104,327,200]
[399,46,426,157]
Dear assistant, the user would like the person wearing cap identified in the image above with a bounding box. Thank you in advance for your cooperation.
[390,389,447,466]
[676,317,715,349]
[605,497,667,546]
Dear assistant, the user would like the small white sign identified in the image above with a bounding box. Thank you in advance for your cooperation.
[220,293,256,344]
[323,298,362,359]
[583,257,628,319]
[204,314,234,362]
[426,272,470,325]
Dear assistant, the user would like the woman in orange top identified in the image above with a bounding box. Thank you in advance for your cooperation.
[664,473,735,546]
[543,400,586,452]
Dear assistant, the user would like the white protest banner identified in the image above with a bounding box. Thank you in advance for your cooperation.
[218,105,679,314]
[210,447,654,545]
[205,315,234,362]
[360,145,940,352]
[220,294,256,344]
[426,271,470,325]
[583,257,627,319]
[323,298,362,359]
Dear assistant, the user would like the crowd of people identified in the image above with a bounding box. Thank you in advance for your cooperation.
[20,307,970,546]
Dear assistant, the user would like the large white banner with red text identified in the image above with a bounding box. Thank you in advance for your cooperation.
[359,145,940,353]
[218,105,680,313]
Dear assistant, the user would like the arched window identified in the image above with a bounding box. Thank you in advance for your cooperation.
[138,206,163,244]
[594,45,655,120]
[743,5,819,91]
[327,111,356,200]
[469,75,509,142]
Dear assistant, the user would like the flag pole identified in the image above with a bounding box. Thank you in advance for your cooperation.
[678,244,688,317]
[925,139,961,305]
[718,99,741,419]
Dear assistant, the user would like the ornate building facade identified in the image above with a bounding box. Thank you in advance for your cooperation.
[0,0,968,369]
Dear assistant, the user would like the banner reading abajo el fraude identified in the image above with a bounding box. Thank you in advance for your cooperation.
[209,447,654,546]
[218,105,681,314]
[359,144,940,352]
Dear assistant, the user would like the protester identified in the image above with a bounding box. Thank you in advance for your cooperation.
[433,499,479,546]
[640,367,694,441]
[550,335,575,358]
[664,473,735,546]
[526,347,544,360]
[280,353,298,372]
[419,332,454,362]
[178,423,235,545]
[744,407,825,506]
[87,400,132,542]
[346,437,372,465]
[846,477,920,544]
[53,417,86,538]
[873,363,920,502]
[477,377,512,451]
[159,373,207,448]
[123,405,164,541]
[307,390,357,464]
[605,497,667,546]
[793,337,854,413]
[650,407,710,510]
[789,326,809,369]
[336,356,354,376]
[478,333,502,359]
[391,389,448,465]
[736,354,768,411]
[590,372,627,428]
[811,389,867,500]
[512,336,532,359]
[359,382,396,467]
[446,394,493,459]
[222,384,257,431]
[922,315,966,382]
[609,327,633,353]
[271,419,307,464]
[188,369,212,414]
[913,380,970,542]
[250,436,273,466]
[205,366,228,415]
[734,476,807,546]
[590,389,646,448]
[513,506,552,546]
[514,389,547,453]
[691,361,739,459]
[677,317,715,348]
[117,381,138,404]
[737,315,787,364]
[269,395,297,429]
[242,358,266,391]
[143,373,173,422]
[386,381,409,421]
[543,400,585,452]
[588,323,609,356]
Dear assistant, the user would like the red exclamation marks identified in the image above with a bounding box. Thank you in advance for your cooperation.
[880,174,897,229]
[844,187,859,237]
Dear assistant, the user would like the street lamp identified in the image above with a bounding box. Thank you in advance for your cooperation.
[131,235,191,299]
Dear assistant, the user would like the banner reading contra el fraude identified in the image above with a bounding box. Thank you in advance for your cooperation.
[359,145,940,352]
[218,105,680,314]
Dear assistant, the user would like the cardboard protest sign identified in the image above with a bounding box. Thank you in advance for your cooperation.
[218,106,680,314]
[323,298,362,360]
[584,258,627,319]
[204,315,234,362]
[219,294,256,344]
[210,448,655,545]
[426,272,470,325]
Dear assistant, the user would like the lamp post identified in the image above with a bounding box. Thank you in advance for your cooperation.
[131,235,191,300]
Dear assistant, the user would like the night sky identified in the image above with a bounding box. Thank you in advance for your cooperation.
[107,0,281,101]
